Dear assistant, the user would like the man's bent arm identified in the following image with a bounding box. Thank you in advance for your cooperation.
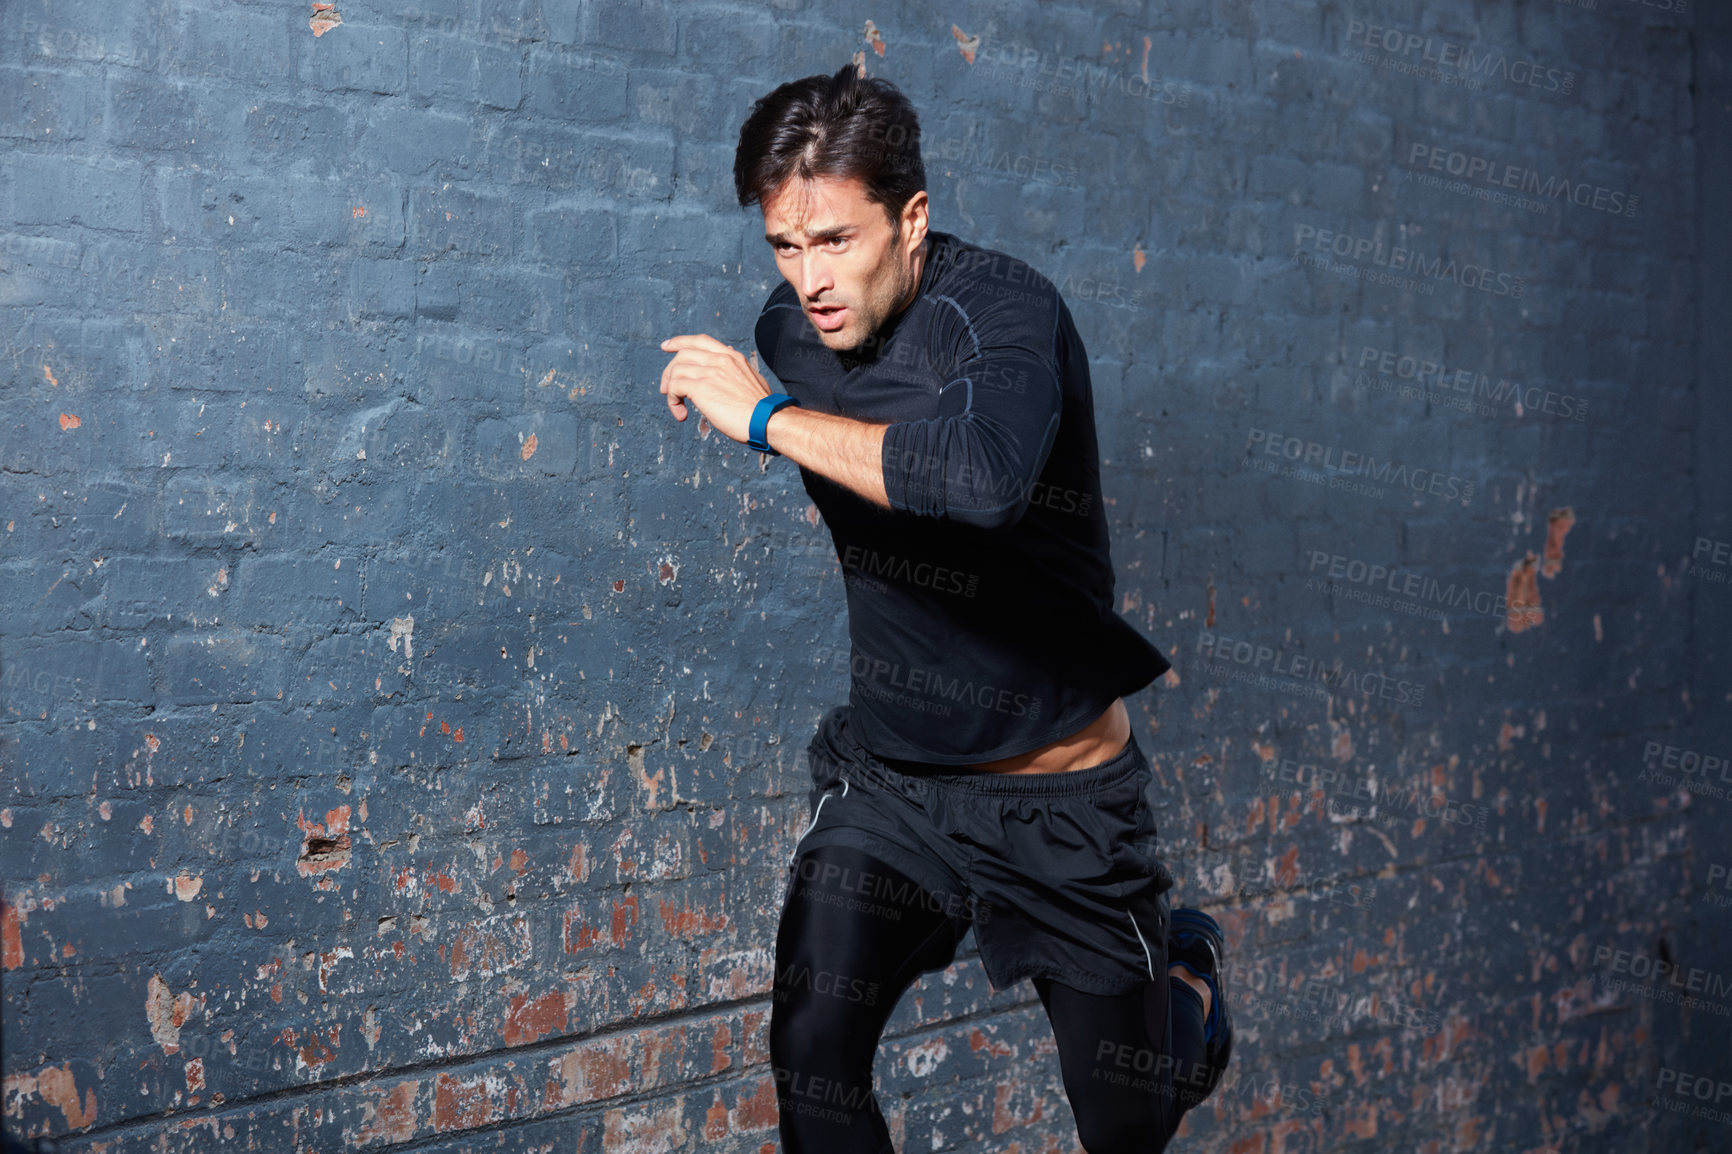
[763,407,891,510]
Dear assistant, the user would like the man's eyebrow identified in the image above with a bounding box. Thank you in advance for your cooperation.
[764,225,852,246]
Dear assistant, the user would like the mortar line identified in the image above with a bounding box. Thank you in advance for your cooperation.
[50,970,1043,1147]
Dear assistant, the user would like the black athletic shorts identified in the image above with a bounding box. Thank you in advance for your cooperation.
[791,703,1177,996]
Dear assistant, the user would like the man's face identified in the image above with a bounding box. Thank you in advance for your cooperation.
[761,174,928,353]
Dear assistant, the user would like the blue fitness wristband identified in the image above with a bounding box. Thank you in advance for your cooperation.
[748,393,800,453]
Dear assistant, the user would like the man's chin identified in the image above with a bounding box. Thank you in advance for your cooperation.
[814,325,863,352]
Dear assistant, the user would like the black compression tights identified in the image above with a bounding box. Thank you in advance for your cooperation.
[771,843,1210,1154]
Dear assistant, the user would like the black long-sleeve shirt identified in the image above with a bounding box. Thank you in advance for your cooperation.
[753,229,1170,765]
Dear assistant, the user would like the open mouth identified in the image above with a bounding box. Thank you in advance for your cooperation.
[808,303,847,331]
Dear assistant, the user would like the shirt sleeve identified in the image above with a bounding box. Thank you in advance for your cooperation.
[879,286,1064,531]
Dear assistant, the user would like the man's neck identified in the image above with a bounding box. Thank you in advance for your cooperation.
[897,234,930,316]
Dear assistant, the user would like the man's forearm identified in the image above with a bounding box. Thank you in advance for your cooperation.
[763,406,891,510]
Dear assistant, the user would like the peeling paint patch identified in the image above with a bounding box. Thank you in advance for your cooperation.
[434,1071,503,1133]
[1542,506,1575,578]
[503,989,570,1046]
[1507,552,1543,632]
[864,19,886,56]
[2,901,22,969]
[58,412,80,430]
[449,914,532,980]
[3,1063,96,1132]
[145,974,202,1055]
[310,3,342,36]
[171,871,203,901]
[296,805,353,877]
[730,1077,778,1133]
[905,1036,948,1077]
[355,1080,418,1144]
[388,614,415,662]
[603,1098,688,1154]
[951,24,980,64]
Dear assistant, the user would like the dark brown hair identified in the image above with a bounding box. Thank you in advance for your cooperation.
[734,63,925,229]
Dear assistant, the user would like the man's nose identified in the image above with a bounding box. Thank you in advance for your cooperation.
[801,254,834,300]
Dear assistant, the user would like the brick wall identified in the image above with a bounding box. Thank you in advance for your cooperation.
[3,1,1728,1151]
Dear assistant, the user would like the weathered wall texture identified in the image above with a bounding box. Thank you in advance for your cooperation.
[2,0,1728,1150]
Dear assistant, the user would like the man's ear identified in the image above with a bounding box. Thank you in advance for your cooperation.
[899,190,930,255]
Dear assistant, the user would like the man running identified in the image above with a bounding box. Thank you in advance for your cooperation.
[659,63,1233,1154]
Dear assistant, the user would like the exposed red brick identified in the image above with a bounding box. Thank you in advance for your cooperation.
[730,1075,778,1133]
[611,895,639,945]
[299,1024,340,1071]
[355,1081,419,1144]
[2,901,21,969]
[7,1063,96,1132]
[602,1099,688,1154]
[709,1020,732,1074]
[1542,507,1575,578]
[564,907,603,953]
[433,1071,499,1133]
[657,897,729,939]
[296,805,352,877]
[704,1093,729,1140]
[503,990,569,1047]
[547,1038,632,1108]
[991,1080,1044,1134]
[1507,552,1543,632]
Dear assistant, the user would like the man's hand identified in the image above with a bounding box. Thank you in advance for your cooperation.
[659,332,892,509]
[659,334,772,447]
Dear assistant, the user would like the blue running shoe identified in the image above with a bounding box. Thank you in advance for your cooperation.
[1168,907,1233,1101]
